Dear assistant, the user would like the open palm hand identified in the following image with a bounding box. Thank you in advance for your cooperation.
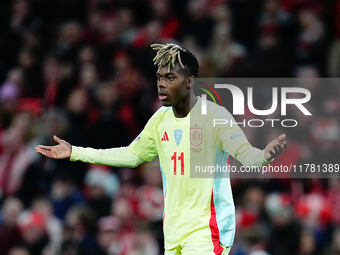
[264,133,287,161]
[35,135,72,159]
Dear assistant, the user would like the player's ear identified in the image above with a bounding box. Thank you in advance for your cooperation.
[185,76,194,88]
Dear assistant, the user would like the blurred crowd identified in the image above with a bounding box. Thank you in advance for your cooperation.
[0,0,339,254]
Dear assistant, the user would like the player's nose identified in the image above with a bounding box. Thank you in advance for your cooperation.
[157,79,166,89]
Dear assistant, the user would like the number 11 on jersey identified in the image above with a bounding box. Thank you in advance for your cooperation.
[171,152,184,175]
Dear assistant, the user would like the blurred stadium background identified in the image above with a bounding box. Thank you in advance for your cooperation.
[0,0,340,254]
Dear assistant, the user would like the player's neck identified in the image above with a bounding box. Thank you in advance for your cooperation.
[172,92,197,118]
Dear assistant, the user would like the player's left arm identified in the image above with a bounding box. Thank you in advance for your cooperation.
[218,109,287,166]
[221,128,287,166]
[221,133,286,167]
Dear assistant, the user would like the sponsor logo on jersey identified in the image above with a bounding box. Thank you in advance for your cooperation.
[161,131,169,141]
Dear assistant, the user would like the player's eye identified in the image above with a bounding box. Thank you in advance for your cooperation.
[167,76,175,81]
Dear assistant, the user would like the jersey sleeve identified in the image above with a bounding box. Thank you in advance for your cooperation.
[128,112,158,162]
[215,107,272,166]
[70,146,143,167]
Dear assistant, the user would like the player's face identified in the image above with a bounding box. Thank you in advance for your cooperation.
[156,65,190,107]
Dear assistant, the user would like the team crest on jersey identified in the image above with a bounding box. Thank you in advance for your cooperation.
[190,126,202,146]
[174,130,183,146]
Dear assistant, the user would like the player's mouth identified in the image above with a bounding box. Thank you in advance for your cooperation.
[159,92,168,101]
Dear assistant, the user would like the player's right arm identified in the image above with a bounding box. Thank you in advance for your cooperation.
[35,135,144,167]
[35,115,158,168]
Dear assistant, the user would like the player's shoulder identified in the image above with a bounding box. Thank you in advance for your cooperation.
[153,106,172,117]
[204,98,234,120]
[147,106,172,125]
[155,106,172,114]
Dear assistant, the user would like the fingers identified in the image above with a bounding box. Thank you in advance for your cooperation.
[269,146,278,157]
[53,135,62,144]
[35,146,55,158]
[265,134,288,160]
[276,133,286,142]
[35,147,47,155]
[35,145,53,150]
[269,141,287,157]
[35,136,70,159]
[274,144,282,154]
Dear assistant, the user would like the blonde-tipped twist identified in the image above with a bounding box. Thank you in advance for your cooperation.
[151,43,187,71]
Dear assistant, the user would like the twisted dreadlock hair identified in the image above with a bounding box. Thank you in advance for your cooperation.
[151,43,199,77]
